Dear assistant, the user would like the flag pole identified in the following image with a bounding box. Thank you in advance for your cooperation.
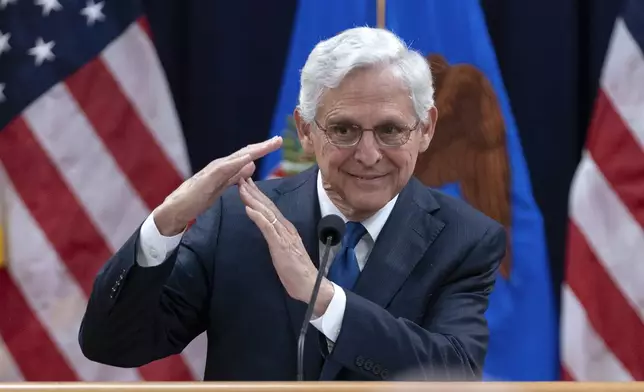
[377,0,386,28]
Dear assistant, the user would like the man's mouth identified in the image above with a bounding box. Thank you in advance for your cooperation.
[348,173,386,180]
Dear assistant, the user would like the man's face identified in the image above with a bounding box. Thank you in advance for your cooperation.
[296,66,437,218]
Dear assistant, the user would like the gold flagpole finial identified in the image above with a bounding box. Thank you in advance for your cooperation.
[377,0,386,29]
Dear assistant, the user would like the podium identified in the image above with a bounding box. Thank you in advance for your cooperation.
[1,383,643,392]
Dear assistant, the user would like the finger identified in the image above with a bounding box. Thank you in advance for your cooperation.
[239,180,292,236]
[214,153,253,175]
[208,154,255,191]
[244,178,279,214]
[191,153,250,186]
[201,136,280,178]
[239,179,276,222]
[204,137,281,191]
[245,205,282,244]
[246,178,298,235]
[243,137,281,160]
[229,136,283,162]
[224,161,255,188]
[239,179,280,223]
[240,180,296,241]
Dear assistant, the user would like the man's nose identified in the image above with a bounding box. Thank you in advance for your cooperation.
[353,131,382,166]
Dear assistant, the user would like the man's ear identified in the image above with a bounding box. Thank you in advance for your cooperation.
[294,108,315,155]
[419,106,438,153]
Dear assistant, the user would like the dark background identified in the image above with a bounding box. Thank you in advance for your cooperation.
[142,0,625,313]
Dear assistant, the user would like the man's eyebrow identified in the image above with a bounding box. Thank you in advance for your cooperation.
[325,116,409,125]
[324,115,357,124]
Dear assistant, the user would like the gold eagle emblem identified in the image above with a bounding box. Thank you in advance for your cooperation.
[414,54,512,278]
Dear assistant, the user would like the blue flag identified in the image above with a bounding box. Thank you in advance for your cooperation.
[262,0,557,381]
[259,0,375,179]
[386,0,558,381]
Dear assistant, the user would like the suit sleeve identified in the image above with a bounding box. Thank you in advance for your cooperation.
[78,198,223,368]
[329,225,506,381]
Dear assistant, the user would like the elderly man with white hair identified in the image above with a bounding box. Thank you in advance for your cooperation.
[79,26,506,382]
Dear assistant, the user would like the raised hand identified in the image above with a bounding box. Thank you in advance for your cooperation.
[238,177,334,316]
[153,136,283,236]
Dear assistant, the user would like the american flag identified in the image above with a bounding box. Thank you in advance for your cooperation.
[561,0,644,381]
[0,0,206,381]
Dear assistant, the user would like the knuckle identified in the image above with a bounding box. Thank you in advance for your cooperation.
[278,236,289,247]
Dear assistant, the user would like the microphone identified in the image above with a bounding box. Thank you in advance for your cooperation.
[297,214,345,381]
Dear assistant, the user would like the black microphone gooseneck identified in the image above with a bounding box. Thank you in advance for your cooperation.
[297,214,345,381]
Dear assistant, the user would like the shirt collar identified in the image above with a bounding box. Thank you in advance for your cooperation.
[316,170,398,242]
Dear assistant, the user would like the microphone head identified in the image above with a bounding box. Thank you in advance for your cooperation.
[317,214,345,246]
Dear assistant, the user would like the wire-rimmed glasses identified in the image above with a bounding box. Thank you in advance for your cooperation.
[314,119,420,148]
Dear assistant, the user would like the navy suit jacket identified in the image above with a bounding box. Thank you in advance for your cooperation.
[79,166,506,381]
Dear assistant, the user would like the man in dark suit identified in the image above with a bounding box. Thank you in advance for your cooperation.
[79,26,506,382]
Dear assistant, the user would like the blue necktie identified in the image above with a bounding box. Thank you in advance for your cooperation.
[327,221,367,290]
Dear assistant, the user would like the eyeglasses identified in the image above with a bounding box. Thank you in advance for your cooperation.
[314,119,420,148]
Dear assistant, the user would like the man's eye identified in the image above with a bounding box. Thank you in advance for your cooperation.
[329,125,353,134]
[377,125,402,135]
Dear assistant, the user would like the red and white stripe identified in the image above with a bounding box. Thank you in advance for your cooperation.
[561,17,644,381]
[0,19,206,381]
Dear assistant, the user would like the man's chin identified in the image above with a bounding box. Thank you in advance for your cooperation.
[345,191,393,216]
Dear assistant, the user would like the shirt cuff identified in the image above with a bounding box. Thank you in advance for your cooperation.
[310,282,346,343]
[135,213,185,267]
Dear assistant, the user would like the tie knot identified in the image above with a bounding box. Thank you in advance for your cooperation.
[343,221,367,249]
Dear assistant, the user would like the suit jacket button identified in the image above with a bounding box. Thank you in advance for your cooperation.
[355,356,365,367]
[364,359,373,371]
[380,369,389,380]
[372,364,381,375]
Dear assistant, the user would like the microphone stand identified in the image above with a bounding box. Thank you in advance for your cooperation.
[297,235,334,381]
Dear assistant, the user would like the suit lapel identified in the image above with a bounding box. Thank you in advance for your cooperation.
[353,177,445,308]
[273,166,324,379]
[320,177,445,381]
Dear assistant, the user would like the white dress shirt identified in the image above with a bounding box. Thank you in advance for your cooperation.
[135,171,398,345]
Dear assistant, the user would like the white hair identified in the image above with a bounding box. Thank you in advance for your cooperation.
[297,27,435,124]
